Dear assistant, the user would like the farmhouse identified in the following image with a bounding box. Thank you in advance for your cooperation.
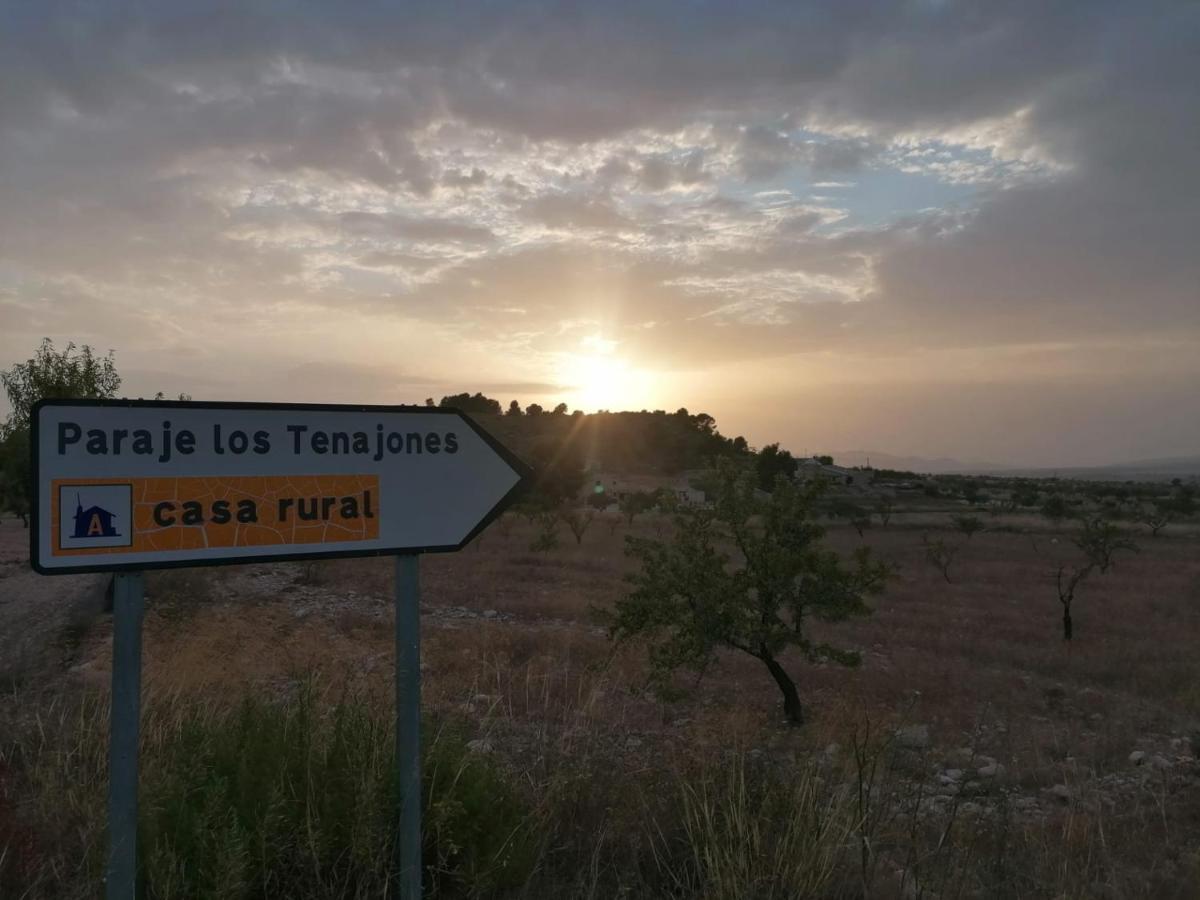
[587,471,707,507]
[795,457,871,489]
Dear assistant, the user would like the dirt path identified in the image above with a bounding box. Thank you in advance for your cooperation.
[0,519,110,684]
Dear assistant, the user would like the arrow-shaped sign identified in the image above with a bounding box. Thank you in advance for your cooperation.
[31,399,531,574]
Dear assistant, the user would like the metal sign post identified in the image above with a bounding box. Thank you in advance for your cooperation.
[107,572,144,900]
[394,553,422,900]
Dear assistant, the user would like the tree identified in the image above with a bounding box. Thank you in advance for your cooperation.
[606,461,888,725]
[619,490,656,526]
[1073,516,1137,574]
[831,500,871,538]
[439,392,502,416]
[560,508,595,545]
[1,338,120,432]
[1054,562,1091,641]
[1040,517,1135,641]
[1,339,122,526]
[1040,494,1069,524]
[529,512,560,553]
[552,402,569,416]
[0,429,31,525]
[755,443,797,492]
[873,496,894,527]
[506,400,523,416]
[951,514,984,539]
[1136,504,1171,537]
[525,403,544,417]
[922,536,959,584]
[525,437,586,509]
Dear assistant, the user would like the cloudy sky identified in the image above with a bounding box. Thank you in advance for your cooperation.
[1,1,1197,466]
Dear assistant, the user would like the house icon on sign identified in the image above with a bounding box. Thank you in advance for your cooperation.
[73,493,121,539]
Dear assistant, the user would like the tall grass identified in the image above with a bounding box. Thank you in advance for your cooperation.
[651,756,855,900]
[1,685,540,899]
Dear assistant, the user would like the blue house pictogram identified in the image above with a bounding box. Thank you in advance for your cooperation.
[73,493,121,539]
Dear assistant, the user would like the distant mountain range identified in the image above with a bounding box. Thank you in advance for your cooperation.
[828,450,1200,482]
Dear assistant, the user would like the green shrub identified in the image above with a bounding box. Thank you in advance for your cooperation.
[2,687,540,899]
[137,687,541,899]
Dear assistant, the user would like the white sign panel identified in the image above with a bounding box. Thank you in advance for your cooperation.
[32,400,530,574]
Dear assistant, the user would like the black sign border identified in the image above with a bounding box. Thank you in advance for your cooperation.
[30,398,532,575]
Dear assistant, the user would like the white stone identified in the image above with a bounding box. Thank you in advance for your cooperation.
[1129,750,1147,766]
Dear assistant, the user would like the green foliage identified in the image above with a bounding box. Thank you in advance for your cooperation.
[606,460,888,724]
[754,443,797,492]
[1,339,122,524]
[619,490,656,525]
[1,338,121,433]
[136,689,538,899]
[438,392,502,416]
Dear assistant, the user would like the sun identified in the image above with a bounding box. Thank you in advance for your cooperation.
[558,339,654,412]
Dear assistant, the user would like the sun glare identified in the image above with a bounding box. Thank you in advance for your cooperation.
[559,340,654,411]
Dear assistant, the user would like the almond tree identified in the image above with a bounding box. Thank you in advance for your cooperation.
[605,461,888,725]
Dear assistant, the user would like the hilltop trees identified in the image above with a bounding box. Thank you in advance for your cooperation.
[0,339,122,525]
[439,392,502,416]
[606,461,888,725]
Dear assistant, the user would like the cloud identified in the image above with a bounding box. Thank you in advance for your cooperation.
[1,1,1197,462]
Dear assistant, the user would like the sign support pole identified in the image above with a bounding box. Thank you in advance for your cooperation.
[107,571,144,900]
[394,553,422,900]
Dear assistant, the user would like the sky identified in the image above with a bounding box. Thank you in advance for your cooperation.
[1,1,1197,467]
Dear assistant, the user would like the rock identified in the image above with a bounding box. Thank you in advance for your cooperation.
[1149,754,1173,771]
[896,724,930,750]
[1046,784,1071,803]
[938,768,964,785]
[482,609,498,619]
[1129,750,1147,766]
[625,736,643,750]
[466,738,493,753]
[959,801,984,816]
[978,762,1006,779]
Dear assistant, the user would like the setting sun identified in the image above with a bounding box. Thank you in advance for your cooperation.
[558,340,656,412]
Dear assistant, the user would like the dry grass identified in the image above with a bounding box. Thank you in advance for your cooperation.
[3,510,1200,897]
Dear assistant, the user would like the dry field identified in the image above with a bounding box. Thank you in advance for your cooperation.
[1,508,1199,898]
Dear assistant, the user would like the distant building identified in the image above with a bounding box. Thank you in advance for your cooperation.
[587,471,708,507]
[795,457,870,489]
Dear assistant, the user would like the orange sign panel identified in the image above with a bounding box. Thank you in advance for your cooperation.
[51,475,379,557]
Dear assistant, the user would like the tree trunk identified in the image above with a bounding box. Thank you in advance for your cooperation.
[1062,606,1073,641]
[760,648,804,725]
